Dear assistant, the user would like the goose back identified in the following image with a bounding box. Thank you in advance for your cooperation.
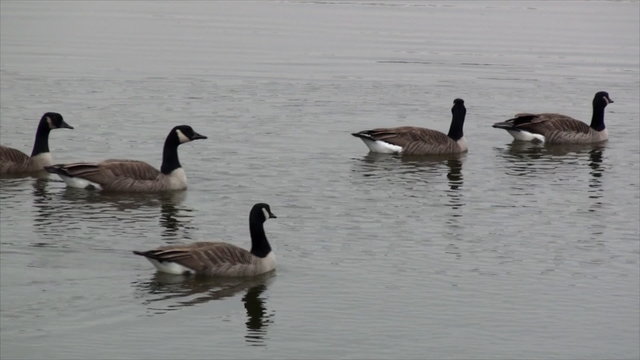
[134,242,275,277]
[45,159,188,192]
[0,146,32,173]
[495,113,604,144]
[357,127,465,155]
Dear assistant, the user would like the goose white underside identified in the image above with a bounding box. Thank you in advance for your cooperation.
[507,130,545,143]
[360,138,403,154]
[59,175,103,190]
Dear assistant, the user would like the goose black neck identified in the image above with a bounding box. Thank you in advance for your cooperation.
[160,133,182,174]
[250,217,271,258]
[447,107,466,141]
[590,103,606,131]
[30,119,52,157]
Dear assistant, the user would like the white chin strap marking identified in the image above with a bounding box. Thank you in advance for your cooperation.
[176,129,190,143]
[262,207,271,220]
[46,117,53,129]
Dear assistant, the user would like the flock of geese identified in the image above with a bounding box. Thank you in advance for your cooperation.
[0,91,614,278]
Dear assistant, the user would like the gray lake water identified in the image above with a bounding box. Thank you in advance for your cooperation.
[1,1,639,359]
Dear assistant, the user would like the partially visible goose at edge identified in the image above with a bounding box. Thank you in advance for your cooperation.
[351,98,468,155]
[133,203,278,277]
[492,91,613,144]
[45,125,206,192]
[0,112,73,174]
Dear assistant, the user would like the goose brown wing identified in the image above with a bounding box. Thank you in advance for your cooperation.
[0,146,29,169]
[137,242,255,273]
[365,127,450,147]
[513,113,591,134]
[99,159,162,180]
[52,160,161,182]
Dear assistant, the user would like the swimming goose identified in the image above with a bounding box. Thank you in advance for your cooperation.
[492,91,613,144]
[351,98,467,155]
[133,203,278,277]
[45,125,206,192]
[0,112,73,174]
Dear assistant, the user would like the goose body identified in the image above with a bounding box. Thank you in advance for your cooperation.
[45,125,206,192]
[0,112,73,174]
[134,203,278,277]
[492,91,613,144]
[352,98,467,155]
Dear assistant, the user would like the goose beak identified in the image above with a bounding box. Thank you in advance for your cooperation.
[606,97,614,104]
[61,120,74,129]
[269,212,277,219]
[192,132,207,140]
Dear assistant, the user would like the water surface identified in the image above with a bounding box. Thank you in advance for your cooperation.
[1,1,639,359]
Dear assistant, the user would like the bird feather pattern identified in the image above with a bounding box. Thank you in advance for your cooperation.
[134,242,263,276]
[0,146,31,173]
[360,127,462,155]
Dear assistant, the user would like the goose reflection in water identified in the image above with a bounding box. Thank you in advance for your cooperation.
[242,283,272,346]
[353,152,466,208]
[497,142,608,177]
[134,272,275,345]
[587,147,605,196]
[0,169,50,180]
[444,158,464,208]
[496,142,607,213]
[353,153,466,257]
[31,185,194,244]
[354,152,465,182]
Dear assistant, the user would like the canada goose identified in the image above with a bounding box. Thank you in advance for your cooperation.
[492,91,613,144]
[133,203,278,277]
[0,112,73,174]
[351,98,467,155]
[45,125,206,192]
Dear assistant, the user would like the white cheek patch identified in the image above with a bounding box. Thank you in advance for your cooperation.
[46,117,53,129]
[262,207,271,220]
[176,129,190,143]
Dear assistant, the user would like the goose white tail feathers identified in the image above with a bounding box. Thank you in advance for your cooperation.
[133,203,278,277]
[350,132,403,153]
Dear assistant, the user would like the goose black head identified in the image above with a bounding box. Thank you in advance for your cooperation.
[451,98,466,117]
[251,203,277,223]
[42,112,73,130]
[593,91,614,107]
[173,125,208,144]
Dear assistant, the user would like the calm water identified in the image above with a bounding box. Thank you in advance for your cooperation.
[1,1,639,359]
